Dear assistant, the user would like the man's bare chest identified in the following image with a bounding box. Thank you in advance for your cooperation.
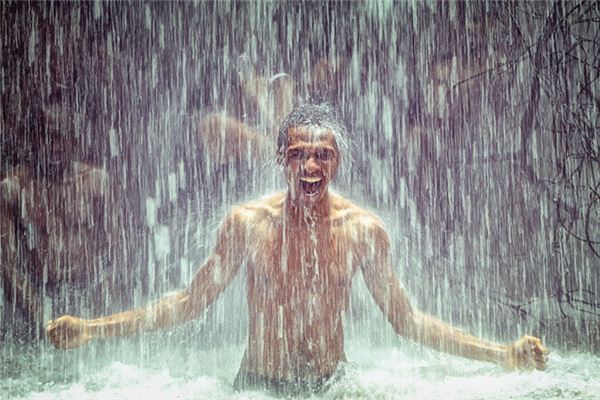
[20,178,102,225]
[15,179,107,261]
[246,223,356,303]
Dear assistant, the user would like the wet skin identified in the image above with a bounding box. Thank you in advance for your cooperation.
[1,162,109,321]
[197,66,295,169]
[47,126,549,384]
[1,100,114,325]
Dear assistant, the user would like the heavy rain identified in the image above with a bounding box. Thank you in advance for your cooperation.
[1,1,599,399]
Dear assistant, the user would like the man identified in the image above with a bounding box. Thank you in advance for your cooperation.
[0,96,118,337]
[198,60,295,170]
[47,104,548,395]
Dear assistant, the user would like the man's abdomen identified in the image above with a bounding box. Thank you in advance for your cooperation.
[244,305,345,380]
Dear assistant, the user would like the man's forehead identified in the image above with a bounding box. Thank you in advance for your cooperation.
[286,126,336,146]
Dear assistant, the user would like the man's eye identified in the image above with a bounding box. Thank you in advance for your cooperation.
[316,150,333,160]
[288,149,303,160]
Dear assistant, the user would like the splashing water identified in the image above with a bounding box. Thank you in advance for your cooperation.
[2,337,599,400]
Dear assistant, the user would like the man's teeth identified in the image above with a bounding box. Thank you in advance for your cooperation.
[300,177,322,183]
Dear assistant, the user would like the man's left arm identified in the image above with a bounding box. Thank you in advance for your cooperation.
[358,218,549,370]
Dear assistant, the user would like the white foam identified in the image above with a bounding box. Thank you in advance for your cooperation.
[9,341,600,400]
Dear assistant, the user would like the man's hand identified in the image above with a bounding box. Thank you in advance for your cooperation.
[46,315,92,349]
[505,335,549,370]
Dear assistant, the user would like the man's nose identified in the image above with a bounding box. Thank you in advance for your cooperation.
[303,156,319,173]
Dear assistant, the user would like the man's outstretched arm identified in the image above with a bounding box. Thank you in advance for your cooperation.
[359,218,549,370]
[47,208,247,349]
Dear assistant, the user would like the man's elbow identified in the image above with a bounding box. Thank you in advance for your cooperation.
[177,288,211,323]
[390,304,419,339]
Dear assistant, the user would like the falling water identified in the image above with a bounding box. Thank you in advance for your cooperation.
[1,1,599,399]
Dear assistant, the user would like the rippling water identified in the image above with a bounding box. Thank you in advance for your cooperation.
[2,334,598,400]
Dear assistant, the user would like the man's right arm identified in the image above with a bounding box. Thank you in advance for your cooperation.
[199,114,269,164]
[47,207,248,349]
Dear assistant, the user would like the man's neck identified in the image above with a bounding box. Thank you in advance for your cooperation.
[285,191,332,226]
[32,161,74,184]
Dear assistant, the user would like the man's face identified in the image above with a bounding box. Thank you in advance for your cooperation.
[284,126,339,205]
[40,104,78,162]
[30,103,80,179]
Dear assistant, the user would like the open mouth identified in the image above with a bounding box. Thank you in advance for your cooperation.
[300,176,323,195]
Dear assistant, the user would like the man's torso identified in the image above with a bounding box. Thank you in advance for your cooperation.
[0,163,109,284]
[234,192,375,379]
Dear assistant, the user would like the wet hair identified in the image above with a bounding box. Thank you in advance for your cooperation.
[276,103,349,163]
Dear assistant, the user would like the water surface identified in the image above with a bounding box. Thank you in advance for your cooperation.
[2,336,598,400]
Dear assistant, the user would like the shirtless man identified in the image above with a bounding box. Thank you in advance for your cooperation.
[0,99,112,335]
[47,104,549,395]
[198,60,296,171]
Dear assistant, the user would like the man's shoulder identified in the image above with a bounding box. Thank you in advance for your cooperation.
[73,161,103,174]
[72,162,108,186]
[0,167,31,205]
[330,193,384,228]
[227,192,285,223]
[329,195,392,258]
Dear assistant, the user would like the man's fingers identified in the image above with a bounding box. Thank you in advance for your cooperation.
[530,340,549,371]
[531,340,549,356]
[534,348,548,368]
[509,335,549,371]
[47,316,76,348]
[533,346,549,356]
[46,320,56,333]
[534,354,547,367]
[535,360,547,370]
